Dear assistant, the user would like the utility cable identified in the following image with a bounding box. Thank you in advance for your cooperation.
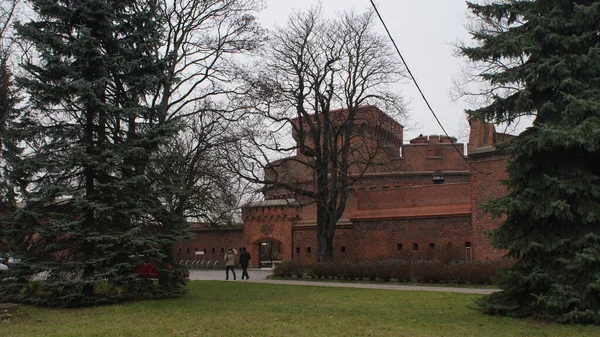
[368,0,485,174]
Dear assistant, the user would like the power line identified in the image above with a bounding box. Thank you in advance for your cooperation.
[368,0,485,174]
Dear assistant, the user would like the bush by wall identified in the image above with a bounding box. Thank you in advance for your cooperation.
[273,259,512,285]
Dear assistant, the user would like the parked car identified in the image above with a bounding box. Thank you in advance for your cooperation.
[6,255,21,268]
[0,263,8,274]
[1,254,21,274]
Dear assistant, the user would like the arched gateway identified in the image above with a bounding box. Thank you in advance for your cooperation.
[256,238,283,269]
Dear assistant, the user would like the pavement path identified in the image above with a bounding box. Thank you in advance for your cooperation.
[188,269,499,295]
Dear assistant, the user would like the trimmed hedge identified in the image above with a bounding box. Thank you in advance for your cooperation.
[273,259,511,285]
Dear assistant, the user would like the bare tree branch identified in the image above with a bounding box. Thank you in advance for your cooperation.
[231,6,408,261]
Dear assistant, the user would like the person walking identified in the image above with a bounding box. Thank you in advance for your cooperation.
[224,248,237,280]
[239,247,251,280]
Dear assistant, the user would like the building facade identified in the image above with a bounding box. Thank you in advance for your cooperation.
[174,107,510,268]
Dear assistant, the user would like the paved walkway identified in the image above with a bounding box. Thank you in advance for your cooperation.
[188,268,273,281]
[188,269,499,295]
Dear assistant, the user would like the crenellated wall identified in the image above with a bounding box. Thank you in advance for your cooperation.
[175,108,513,266]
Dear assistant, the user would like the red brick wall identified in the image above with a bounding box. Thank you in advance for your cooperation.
[242,204,298,267]
[469,152,510,261]
[399,143,469,172]
[174,121,512,266]
[264,136,470,199]
[291,226,356,263]
[352,216,472,261]
[468,120,496,153]
[173,229,243,265]
[290,216,472,263]
[353,170,470,190]
[356,183,471,210]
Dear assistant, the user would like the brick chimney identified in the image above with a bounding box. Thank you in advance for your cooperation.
[468,119,496,153]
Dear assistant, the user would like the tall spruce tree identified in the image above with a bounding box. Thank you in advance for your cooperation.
[461,0,600,324]
[0,0,189,307]
[0,0,21,212]
[0,55,20,211]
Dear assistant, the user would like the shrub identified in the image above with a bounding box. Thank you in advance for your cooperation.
[273,260,299,278]
[391,259,411,282]
[410,260,509,285]
[411,261,442,283]
[374,260,396,282]
[284,258,511,285]
[304,262,327,279]
[361,261,377,281]
[321,262,338,279]
[340,261,362,281]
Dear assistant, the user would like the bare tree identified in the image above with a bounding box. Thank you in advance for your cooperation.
[152,114,250,226]
[153,0,264,121]
[0,0,19,50]
[146,0,264,224]
[451,0,530,125]
[233,7,407,262]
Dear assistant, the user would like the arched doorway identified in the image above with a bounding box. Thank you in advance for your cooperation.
[257,238,282,269]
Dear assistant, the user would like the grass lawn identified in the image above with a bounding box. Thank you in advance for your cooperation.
[1,281,599,337]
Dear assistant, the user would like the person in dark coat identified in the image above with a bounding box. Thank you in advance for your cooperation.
[239,247,251,280]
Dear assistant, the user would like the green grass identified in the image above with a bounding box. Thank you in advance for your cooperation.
[1,281,599,337]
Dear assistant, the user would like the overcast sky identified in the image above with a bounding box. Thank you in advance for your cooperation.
[258,0,475,143]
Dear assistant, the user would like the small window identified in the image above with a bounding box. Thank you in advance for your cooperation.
[429,243,435,250]
[306,247,312,254]
[195,248,198,252]
[220,248,225,253]
[465,242,471,248]
[447,242,453,248]
[296,247,300,253]
[396,243,403,251]
[341,246,346,253]
[211,248,215,254]
[203,249,207,254]
[186,248,190,254]
[413,243,419,251]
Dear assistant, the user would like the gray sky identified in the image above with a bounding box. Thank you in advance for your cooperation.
[258,0,474,143]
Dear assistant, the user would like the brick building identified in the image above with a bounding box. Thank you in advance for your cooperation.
[174,106,511,268]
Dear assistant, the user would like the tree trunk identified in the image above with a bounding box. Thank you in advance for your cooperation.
[83,104,96,297]
[317,234,334,262]
[316,201,336,262]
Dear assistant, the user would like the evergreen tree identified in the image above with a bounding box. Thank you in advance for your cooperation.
[461,0,600,324]
[0,0,188,307]
[0,54,20,211]
[0,0,21,212]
